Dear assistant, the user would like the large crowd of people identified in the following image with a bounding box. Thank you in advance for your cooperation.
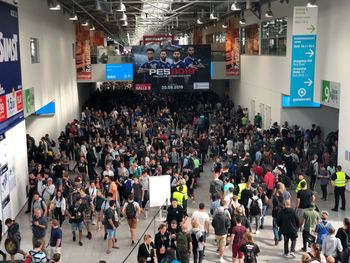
[6,88,347,263]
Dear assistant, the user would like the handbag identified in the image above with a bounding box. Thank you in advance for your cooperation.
[306,232,317,244]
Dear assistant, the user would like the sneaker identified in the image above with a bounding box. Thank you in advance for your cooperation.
[290,252,295,258]
[73,235,76,242]
[274,239,278,246]
[331,208,338,212]
[87,232,92,240]
[106,250,111,254]
[300,248,307,252]
[92,221,96,225]
[259,225,264,229]
[255,231,260,234]
[219,257,225,263]
[341,207,346,211]
[79,241,83,246]
[283,254,290,258]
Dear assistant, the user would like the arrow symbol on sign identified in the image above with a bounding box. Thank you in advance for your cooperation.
[304,78,313,87]
[307,24,316,33]
[305,49,314,58]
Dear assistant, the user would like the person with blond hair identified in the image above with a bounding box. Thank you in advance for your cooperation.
[137,234,156,263]
[240,232,260,263]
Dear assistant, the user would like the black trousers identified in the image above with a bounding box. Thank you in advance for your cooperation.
[321,184,328,199]
[310,176,316,191]
[334,186,346,210]
[302,230,310,250]
[283,234,296,254]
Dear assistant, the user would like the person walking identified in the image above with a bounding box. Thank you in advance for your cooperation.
[212,207,231,263]
[191,203,209,254]
[240,232,260,263]
[331,165,350,212]
[29,239,48,263]
[175,223,192,263]
[48,219,62,261]
[300,204,320,252]
[5,218,26,262]
[247,190,262,234]
[230,216,247,263]
[122,193,141,244]
[155,224,170,263]
[322,227,343,261]
[105,200,120,254]
[32,208,49,257]
[191,220,205,263]
[67,197,85,246]
[276,199,300,258]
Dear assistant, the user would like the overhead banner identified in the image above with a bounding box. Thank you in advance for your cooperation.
[0,1,24,134]
[284,6,319,107]
[225,17,240,77]
[321,80,340,109]
[75,24,92,80]
[132,45,211,92]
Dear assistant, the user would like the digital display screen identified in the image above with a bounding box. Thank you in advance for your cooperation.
[106,64,133,81]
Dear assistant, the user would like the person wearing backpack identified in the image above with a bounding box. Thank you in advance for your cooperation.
[5,218,27,262]
[122,193,141,244]
[322,227,343,261]
[315,211,333,247]
[300,204,320,252]
[240,232,260,263]
[32,192,48,218]
[247,190,262,234]
[307,155,319,191]
[28,239,47,263]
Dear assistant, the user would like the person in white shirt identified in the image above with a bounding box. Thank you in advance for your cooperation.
[247,190,263,234]
[191,202,210,256]
[103,165,114,178]
[42,178,55,207]
[322,227,343,259]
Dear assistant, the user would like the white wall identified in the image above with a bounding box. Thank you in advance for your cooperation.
[229,0,350,173]
[18,0,79,141]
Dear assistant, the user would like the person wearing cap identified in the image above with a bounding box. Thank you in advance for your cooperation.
[331,165,350,211]
[300,203,320,252]
[315,211,333,246]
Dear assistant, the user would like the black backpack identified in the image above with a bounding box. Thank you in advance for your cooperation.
[306,161,315,176]
[244,243,257,263]
[250,198,261,216]
[125,201,137,219]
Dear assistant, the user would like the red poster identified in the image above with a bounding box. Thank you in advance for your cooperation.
[0,96,7,122]
[90,30,105,47]
[16,90,22,111]
[225,17,240,76]
[76,24,92,80]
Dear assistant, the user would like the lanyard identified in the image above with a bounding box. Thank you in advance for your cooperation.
[145,244,151,255]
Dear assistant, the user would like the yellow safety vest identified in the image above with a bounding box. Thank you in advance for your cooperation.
[176,185,188,200]
[334,172,347,187]
[238,183,247,200]
[296,179,307,193]
[172,191,185,207]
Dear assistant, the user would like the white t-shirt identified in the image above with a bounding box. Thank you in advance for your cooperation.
[103,170,114,178]
[191,210,209,231]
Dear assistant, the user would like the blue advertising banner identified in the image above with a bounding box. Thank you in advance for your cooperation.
[0,1,24,134]
[289,35,317,106]
[106,64,133,81]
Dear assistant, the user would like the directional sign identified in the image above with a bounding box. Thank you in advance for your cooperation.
[292,6,318,35]
[283,6,319,108]
[321,80,340,108]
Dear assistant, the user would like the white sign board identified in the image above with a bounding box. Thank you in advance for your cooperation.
[149,175,171,207]
[293,6,318,35]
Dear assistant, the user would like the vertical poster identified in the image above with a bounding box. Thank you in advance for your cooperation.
[0,1,24,134]
[225,17,240,77]
[75,24,92,80]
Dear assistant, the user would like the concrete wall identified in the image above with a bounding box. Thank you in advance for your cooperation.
[19,0,79,141]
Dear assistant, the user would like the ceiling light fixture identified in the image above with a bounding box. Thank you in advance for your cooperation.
[210,13,218,20]
[196,18,203,25]
[69,13,78,21]
[116,1,126,12]
[265,1,273,18]
[122,20,128,26]
[48,0,61,10]
[90,25,95,31]
[231,0,241,11]
[81,21,89,27]
[307,0,317,7]
[120,12,127,21]
[222,23,228,29]
[239,12,246,25]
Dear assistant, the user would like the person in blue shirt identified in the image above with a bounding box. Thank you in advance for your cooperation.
[183,46,205,70]
[157,50,171,87]
[137,48,158,85]
[169,50,186,88]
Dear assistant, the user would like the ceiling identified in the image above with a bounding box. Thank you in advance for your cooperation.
[57,0,275,46]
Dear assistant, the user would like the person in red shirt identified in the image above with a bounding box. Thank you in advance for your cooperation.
[253,162,264,180]
[231,216,247,263]
[264,167,276,199]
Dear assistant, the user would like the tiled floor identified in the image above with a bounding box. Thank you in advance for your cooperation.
[6,163,349,263]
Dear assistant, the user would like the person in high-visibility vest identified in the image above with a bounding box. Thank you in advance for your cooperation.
[173,185,186,209]
[237,177,247,200]
[296,174,307,193]
[331,165,350,211]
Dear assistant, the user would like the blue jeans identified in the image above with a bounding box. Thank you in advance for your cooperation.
[260,205,268,226]
[273,218,282,241]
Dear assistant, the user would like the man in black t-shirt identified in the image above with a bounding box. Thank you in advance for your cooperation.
[105,200,119,254]
[68,197,85,246]
[295,181,315,221]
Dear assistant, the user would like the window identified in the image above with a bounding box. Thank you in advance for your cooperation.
[261,17,287,56]
[213,32,225,44]
[240,24,259,55]
[30,38,40,63]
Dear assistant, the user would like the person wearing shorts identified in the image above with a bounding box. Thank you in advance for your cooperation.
[68,197,85,246]
[122,194,141,244]
[230,216,247,263]
[105,200,120,254]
